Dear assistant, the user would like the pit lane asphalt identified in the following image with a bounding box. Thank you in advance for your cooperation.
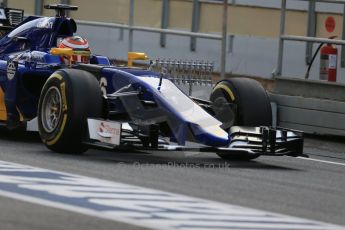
[0,129,344,230]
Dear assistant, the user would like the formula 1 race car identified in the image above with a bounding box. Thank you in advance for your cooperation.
[0,4,304,160]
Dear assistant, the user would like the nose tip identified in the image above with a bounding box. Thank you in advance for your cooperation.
[190,123,229,147]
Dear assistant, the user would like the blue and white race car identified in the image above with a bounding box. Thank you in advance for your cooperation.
[0,4,303,160]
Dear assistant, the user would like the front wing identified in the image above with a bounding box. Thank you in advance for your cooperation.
[85,119,304,158]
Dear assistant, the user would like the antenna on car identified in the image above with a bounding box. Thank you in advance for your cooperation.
[44,4,78,18]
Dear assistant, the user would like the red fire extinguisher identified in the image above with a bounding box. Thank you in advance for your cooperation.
[320,36,337,82]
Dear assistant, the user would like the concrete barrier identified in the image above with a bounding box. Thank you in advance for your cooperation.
[270,93,345,136]
[269,77,345,136]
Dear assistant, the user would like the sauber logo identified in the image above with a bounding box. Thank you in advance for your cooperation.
[98,122,120,138]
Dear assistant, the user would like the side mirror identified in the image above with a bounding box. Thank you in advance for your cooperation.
[13,36,30,49]
[50,47,74,56]
[13,36,29,43]
[50,47,74,65]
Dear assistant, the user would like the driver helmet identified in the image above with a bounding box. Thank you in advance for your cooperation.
[58,35,91,64]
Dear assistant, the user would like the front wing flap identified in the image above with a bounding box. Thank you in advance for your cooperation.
[221,126,304,157]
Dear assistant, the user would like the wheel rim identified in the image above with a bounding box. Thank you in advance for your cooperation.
[41,86,63,133]
[212,96,236,129]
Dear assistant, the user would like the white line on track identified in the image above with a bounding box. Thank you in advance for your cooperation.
[297,157,345,166]
[0,160,344,230]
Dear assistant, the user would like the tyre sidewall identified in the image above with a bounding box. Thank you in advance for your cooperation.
[38,73,70,148]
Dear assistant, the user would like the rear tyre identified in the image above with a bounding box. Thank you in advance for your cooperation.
[38,69,103,154]
[210,77,272,161]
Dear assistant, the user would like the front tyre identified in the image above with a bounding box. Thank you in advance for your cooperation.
[38,69,103,154]
[210,77,272,161]
[210,78,272,128]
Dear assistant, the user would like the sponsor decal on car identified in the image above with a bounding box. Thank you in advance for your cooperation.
[36,18,54,29]
[88,119,121,145]
[6,61,17,80]
[99,77,108,96]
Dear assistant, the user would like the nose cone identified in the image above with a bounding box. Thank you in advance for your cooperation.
[190,123,229,147]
